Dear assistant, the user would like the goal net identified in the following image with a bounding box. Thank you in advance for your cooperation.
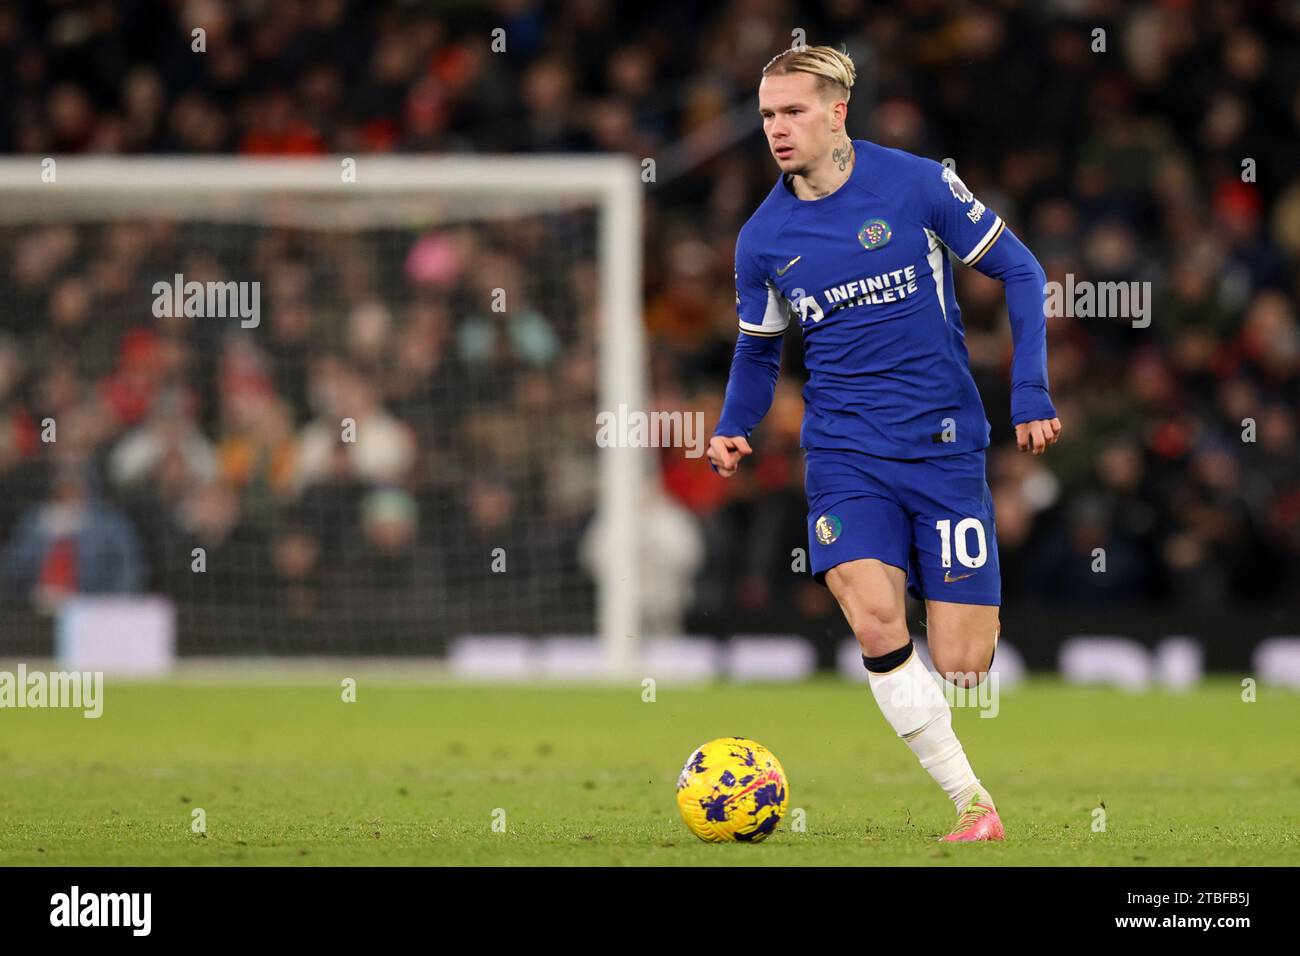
[0,157,644,665]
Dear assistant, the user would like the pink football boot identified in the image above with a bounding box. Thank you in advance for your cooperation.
[942,794,1005,842]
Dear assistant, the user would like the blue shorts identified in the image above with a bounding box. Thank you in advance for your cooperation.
[805,448,1000,606]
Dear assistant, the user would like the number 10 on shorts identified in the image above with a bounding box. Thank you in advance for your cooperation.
[935,518,988,569]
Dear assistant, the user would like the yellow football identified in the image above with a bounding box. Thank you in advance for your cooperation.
[675,737,790,842]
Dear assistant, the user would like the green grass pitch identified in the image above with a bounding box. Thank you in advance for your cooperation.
[1,676,1297,865]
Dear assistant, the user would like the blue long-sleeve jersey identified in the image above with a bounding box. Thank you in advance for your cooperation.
[715,139,1055,458]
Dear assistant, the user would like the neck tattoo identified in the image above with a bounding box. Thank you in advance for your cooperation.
[832,142,854,173]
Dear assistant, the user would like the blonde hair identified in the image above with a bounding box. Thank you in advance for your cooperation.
[761,45,856,102]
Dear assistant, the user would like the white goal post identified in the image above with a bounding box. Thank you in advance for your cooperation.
[0,156,646,673]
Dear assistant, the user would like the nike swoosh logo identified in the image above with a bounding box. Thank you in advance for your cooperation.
[944,570,977,583]
[775,255,801,277]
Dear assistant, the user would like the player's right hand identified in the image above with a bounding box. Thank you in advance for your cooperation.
[707,435,752,477]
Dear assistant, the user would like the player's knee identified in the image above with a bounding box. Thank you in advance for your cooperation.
[846,601,907,657]
[825,564,908,656]
[926,609,999,687]
[940,665,986,688]
[930,645,994,687]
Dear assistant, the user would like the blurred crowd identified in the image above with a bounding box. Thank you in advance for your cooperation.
[0,216,602,649]
[1,0,1299,650]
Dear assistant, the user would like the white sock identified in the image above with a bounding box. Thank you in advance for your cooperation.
[866,645,991,813]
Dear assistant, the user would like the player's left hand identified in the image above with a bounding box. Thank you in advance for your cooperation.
[1015,417,1061,455]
